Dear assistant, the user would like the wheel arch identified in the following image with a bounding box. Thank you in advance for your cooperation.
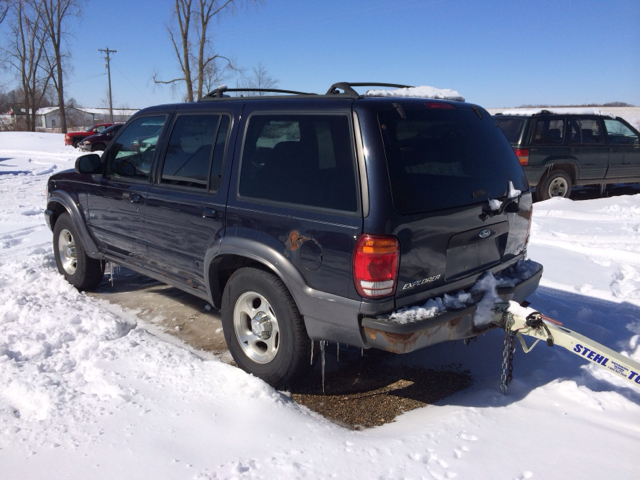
[205,237,309,312]
[47,190,101,257]
[539,161,578,185]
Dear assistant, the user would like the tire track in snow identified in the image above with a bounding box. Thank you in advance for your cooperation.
[531,237,640,268]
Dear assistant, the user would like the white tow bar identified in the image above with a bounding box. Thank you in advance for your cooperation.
[492,301,640,394]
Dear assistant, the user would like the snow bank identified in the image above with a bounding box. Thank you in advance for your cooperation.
[364,85,465,102]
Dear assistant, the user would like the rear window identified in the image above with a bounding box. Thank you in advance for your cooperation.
[379,108,528,214]
[495,117,525,143]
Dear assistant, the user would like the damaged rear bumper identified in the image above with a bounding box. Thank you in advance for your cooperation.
[361,261,543,354]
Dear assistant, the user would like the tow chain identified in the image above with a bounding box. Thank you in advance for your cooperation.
[500,328,517,395]
[493,301,640,394]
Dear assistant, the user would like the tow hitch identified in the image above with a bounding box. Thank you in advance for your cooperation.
[492,301,640,394]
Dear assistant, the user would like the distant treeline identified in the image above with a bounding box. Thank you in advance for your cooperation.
[516,102,635,108]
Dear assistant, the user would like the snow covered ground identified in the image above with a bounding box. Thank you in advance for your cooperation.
[1,132,639,479]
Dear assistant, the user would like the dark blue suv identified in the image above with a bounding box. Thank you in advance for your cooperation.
[45,83,542,388]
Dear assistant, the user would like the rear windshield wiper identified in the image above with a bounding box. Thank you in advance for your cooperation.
[480,181,522,220]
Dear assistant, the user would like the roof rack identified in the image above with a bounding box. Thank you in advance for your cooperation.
[326,82,414,96]
[199,82,418,101]
[201,85,316,100]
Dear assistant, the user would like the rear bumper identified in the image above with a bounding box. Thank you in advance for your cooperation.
[361,260,543,354]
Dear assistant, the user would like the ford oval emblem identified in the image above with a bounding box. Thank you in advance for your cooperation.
[479,229,491,239]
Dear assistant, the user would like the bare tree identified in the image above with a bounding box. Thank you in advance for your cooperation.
[39,0,83,133]
[0,0,9,24]
[154,0,257,102]
[3,0,53,131]
[244,62,277,94]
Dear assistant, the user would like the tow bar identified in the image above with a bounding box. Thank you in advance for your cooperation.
[492,301,640,394]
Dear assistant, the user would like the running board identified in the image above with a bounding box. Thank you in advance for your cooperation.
[492,301,640,394]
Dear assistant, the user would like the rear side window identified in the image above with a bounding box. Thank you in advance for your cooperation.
[532,118,565,145]
[495,117,525,143]
[239,114,358,212]
[604,119,639,145]
[379,107,528,214]
[160,114,229,191]
[570,118,604,144]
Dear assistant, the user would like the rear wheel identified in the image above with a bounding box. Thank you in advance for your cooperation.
[537,170,572,200]
[221,267,311,389]
[53,213,104,290]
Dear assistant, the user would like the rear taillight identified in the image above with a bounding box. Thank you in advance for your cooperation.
[514,148,529,166]
[353,234,400,298]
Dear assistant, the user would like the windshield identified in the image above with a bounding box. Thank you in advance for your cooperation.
[379,107,528,214]
[101,124,122,135]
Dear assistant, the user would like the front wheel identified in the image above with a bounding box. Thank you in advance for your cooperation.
[53,213,104,290]
[91,143,106,152]
[537,170,572,201]
[221,268,311,389]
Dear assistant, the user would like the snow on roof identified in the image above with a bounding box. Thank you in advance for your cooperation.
[33,106,140,116]
[78,107,140,116]
[493,107,615,117]
[36,106,60,115]
[364,85,465,102]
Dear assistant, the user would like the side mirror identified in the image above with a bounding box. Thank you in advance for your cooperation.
[75,153,102,174]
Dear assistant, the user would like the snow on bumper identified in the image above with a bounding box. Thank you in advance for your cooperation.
[361,260,543,354]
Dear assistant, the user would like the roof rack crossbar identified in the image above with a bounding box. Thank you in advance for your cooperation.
[326,82,415,96]
[202,85,316,99]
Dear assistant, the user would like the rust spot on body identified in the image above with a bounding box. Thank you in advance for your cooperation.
[286,230,311,251]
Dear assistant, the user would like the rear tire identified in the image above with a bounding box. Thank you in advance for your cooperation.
[537,170,572,200]
[53,213,104,290]
[221,267,311,389]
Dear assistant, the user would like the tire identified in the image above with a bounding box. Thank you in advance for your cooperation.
[72,138,81,148]
[91,143,106,152]
[53,213,104,291]
[537,170,572,201]
[221,267,311,389]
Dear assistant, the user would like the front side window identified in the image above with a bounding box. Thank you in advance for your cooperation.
[532,118,565,145]
[604,119,639,145]
[160,114,227,190]
[239,114,358,212]
[105,115,166,180]
[570,118,604,144]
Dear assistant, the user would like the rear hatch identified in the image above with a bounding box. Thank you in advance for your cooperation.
[376,103,531,307]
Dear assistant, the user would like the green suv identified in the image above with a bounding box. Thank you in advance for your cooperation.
[494,110,640,201]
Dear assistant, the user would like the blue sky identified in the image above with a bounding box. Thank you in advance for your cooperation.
[3,0,639,109]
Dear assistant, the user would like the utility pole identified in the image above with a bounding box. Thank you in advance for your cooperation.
[99,47,117,122]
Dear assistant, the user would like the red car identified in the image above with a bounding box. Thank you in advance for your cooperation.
[64,123,114,148]
[78,123,124,151]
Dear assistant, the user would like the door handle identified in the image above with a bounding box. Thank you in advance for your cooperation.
[130,194,142,204]
[203,207,217,219]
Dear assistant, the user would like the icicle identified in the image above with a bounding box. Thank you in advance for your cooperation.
[336,342,340,362]
[361,348,364,357]
[310,340,314,365]
[320,340,326,394]
[109,260,115,287]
